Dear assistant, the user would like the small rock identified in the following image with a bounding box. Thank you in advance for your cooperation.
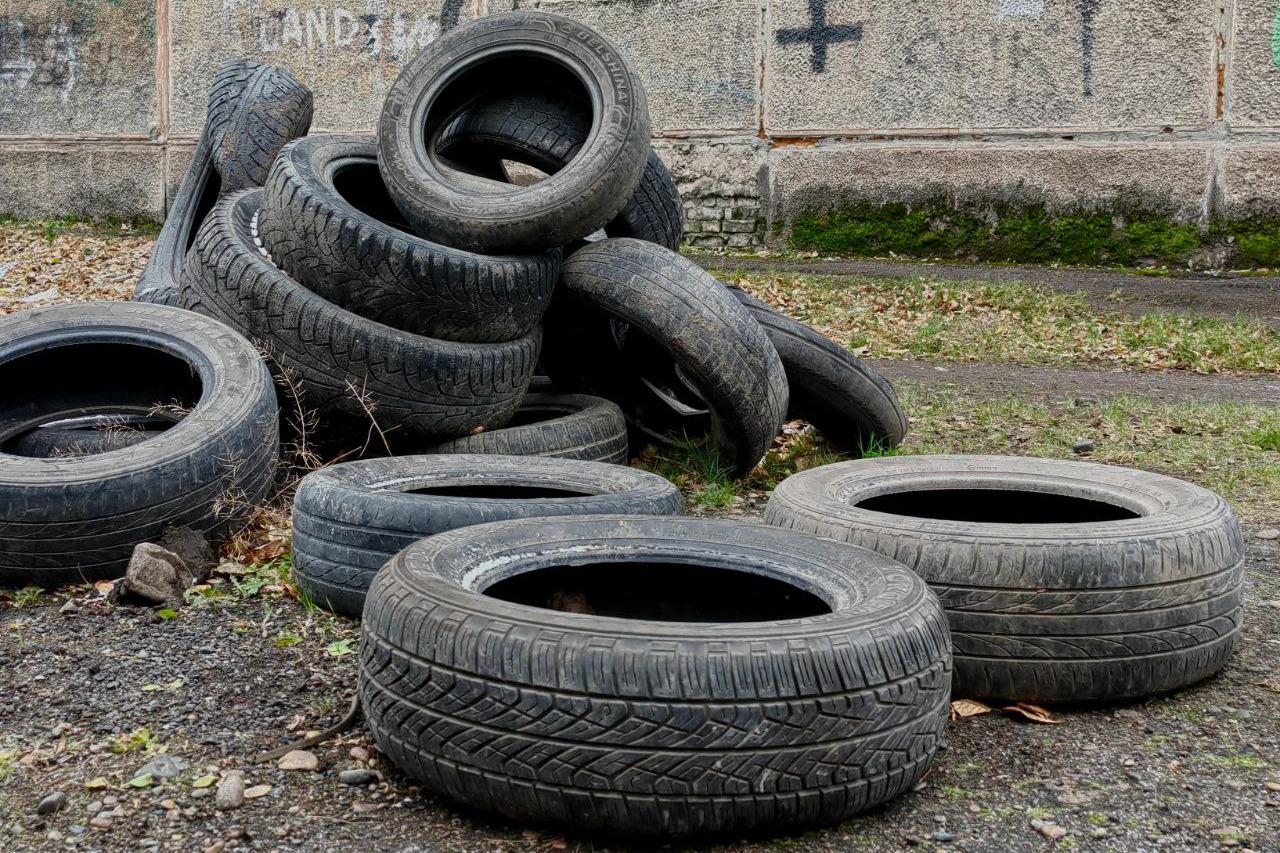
[137,755,188,781]
[351,802,378,814]
[338,769,377,786]
[37,793,67,815]
[276,751,318,772]
[86,801,102,814]
[931,831,956,843]
[1256,529,1280,541]
[89,813,113,830]
[1072,439,1096,455]
[159,800,177,811]
[1266,782,1280,792]
[1032,819,1068,841]
[58,599,79,615]
[112,543,195,607]
[1091,827,1110,838]
[243,785,271,801]
[1073,396,1099,407]
[214,773,244,811]
[349,747,370,764]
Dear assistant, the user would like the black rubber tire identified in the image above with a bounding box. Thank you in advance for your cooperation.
[9,414,171,458]
[132,130,220,306]
[359,515,951,837]
[291,456,682,618]
[179,189,540,441]
[437,93,683,251]
[207,59,314,193]
[764,455,1244,704]
[422,391,628,463]
[728,287,908,454]
[258,134,559,343]
[542,239,788,476]
[0,302,280,587]
[377,11,650,253]
[133,59,311,306]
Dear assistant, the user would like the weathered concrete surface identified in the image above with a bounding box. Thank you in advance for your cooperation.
[169,0,470,135]
[491,0,762,131]
[1219,146,1280,218]
[0,1,157,136]
[656,138,768,249]
[1227,0,1280,128]
[0,144,164,219]
[766,0,1215,133]
[769,142,1214,222]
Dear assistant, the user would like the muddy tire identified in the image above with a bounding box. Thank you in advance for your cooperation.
[258,135,559,343]
[179,189,540,441]
[359,515,951,836]
[542,239,788,475]
[377,12,650,253]
[728,287,908,453]
[0,302,279,587]
[422,391,628,463]
[292,456,681,618]
[765,455,1244,703]
[207,59,314,192]
[438,93,683,250]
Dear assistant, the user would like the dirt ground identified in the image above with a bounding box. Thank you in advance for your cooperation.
[1,231,1278,852]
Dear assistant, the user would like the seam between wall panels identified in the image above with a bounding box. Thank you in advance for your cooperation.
[1208,0,1237,221]
[155,0,174,216]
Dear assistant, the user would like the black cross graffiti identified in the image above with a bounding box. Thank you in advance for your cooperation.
[1078,0,1100,96]
[776,0,863,74]
[442,0,467,31]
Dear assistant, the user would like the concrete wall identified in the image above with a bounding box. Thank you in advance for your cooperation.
[0,0,1276,249]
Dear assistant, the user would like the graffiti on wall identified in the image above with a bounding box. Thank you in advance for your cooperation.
[1078,0,1099,96]
[251,1,466,59]
[776,0,862,73]
[0,16,82,102]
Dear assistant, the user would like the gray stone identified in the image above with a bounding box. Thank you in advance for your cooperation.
[113,543,195,607]
[338,768,377,786]
[58,599,79,616]
[277,751,318,772]
[1073,440,1097,455]
[36,793,67,815]
[136,755,188,781]
[214,772,244,812]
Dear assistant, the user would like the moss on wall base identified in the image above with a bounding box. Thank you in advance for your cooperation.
[788,202,1280,270]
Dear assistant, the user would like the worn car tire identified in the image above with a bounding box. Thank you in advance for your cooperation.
[542,239,788,475]
[0,302,279,587]
[359,515,952,836]
[207,59,314,192]
[134,59,311,306]
[377,11,650,253]
[292,456,681,617]
[437,93,683,250]
[9,414,170,458]
[765,455,1244,703]
[728,287,908,453]
[180,189,540,441]
[422,390,628,463]
[258,134,559,343]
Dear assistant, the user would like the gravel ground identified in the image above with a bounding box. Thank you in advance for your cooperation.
[1,223,1278,852]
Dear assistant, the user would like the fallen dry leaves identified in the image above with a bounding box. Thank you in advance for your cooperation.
[0,223,153,314]
[950,699,1064,725]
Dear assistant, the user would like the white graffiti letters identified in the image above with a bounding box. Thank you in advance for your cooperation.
[255,7,440,58]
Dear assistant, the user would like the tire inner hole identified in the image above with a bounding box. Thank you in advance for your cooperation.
[484,562,832,622]
[856,488,1141,524]
[333,161,416,232]
[0,342,201,456]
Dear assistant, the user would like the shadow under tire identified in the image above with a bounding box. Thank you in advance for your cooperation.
[421,390,628,463]
[728,286,908,453]
[179,189,540,441]
[259,134,559,343]
[291,455,682,618]
[764,455,1244,703]
[0,302,279,587]
[359,515,952,837]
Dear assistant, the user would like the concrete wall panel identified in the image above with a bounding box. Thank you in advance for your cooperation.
[766,0,1215,134]
[0,144,164,219]
[1228,0,1280,127]
[169,0,469,136]
[0,1,157,137]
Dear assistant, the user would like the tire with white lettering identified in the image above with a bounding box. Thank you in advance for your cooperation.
[765,456,1244,703]
[179,189,540,441]
[292,456,682,617]
[541,239,788,475]
[0,302,279,587]
[728,287,908,453]
[258,134,559,342]
[208,59,314,192]
[437,93,683,251]
[377,11,650,253]
[359,515,952,836]
[422,390,628,463]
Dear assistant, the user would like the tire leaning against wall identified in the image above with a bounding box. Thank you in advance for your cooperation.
[0,302,279,587]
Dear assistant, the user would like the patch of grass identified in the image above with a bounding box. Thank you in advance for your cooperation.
[897,388,1280,522]
[638,436,742,509]
[727,273,1280,375]
[1251,424,1280,452]
[1086,813,1109,827]
[1210,753,1268,770]
[108,727,156,755]
[0,214,161,240]
[7,587,44,609]
[0,750,17,784]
